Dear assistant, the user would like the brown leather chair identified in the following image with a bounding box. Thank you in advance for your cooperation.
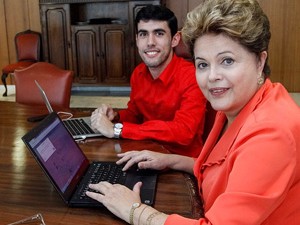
[2,29,42,96]
[202,102,217,143]
[174,31,193,61]
[14,62,73,109]
[174,31,216,143]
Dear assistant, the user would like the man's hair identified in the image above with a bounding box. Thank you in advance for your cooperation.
[135,5,178,37]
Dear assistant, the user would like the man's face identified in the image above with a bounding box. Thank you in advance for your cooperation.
[136,20,173,70]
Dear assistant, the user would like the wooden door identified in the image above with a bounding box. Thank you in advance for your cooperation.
[100,25,130,84]
[72,25,100,83]
[40,4,72,70]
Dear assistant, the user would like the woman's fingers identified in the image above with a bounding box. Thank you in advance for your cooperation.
[116,151,148,170]
[86,181,142,222]
[86,181,111,203]
[116,150,167,171]
[133,181,142,195]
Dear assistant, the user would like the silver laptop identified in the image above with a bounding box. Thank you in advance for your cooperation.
[35,80,102,139]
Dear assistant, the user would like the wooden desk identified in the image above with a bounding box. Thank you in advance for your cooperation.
[0,101,202,224]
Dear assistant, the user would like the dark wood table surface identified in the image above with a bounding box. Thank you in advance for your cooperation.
[0,101,202,224]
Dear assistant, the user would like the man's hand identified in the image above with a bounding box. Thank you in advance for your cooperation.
[91,107,115,138]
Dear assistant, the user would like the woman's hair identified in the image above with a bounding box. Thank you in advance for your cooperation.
[135,5,178,38]
[182,0,271,76]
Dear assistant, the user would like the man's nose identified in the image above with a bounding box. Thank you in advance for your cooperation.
[147,33,156,46]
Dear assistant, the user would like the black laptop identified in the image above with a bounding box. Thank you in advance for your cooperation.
[22,112,158,207]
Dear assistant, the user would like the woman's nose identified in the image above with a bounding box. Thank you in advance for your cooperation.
[208,66,222,82]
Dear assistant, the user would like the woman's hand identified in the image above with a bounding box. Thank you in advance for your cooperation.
[117,150,195,174]
[116,150,171,171]
[86,181,142,223]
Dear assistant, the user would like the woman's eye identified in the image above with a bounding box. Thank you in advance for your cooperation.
[197,62,208,70]
[223,58,234,65]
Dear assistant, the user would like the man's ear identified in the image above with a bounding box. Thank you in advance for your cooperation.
[135,34,138,47]
[171,31,181,48]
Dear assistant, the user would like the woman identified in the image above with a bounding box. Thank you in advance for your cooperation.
[86,0,300,224]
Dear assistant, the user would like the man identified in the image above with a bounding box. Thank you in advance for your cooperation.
[91,5,206,157]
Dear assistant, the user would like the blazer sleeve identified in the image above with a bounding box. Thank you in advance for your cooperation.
[165,120,297,225]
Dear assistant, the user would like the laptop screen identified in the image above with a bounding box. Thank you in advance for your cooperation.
[35,80,53,113]
[22,112,90,202]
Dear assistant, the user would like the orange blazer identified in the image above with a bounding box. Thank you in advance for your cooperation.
[165,79,300,225]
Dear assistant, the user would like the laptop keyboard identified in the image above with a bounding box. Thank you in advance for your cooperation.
[78,163,127,200]
[63,119,95,136]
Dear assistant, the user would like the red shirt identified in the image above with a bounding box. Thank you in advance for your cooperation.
[119,54,206,157]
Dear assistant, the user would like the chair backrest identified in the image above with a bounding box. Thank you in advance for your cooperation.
[15,30,42,62]
[202,101,217,143]
[174,31,192,61]
[14,62,73,109]
[174,32,216,142]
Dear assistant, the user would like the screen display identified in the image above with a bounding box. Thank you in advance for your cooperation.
[28,117,86,192]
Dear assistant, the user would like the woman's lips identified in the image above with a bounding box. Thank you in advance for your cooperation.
[209,87,229,96]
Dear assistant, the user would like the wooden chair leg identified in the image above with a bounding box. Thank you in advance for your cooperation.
[2,73,8,96]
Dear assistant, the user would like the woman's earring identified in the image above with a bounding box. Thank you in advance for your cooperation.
[257,74,264,85]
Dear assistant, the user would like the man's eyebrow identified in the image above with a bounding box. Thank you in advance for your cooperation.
[137,28,166,34]
[153,28,166,33]
[137,29,148,34]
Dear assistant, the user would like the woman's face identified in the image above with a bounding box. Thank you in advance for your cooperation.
[194,33,267,122]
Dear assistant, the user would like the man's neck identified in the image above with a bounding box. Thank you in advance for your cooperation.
[149,67,164,79]
[149,53,174,79]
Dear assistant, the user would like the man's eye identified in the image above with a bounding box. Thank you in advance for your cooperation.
[138,32,147,38]
[155,31,164,36]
